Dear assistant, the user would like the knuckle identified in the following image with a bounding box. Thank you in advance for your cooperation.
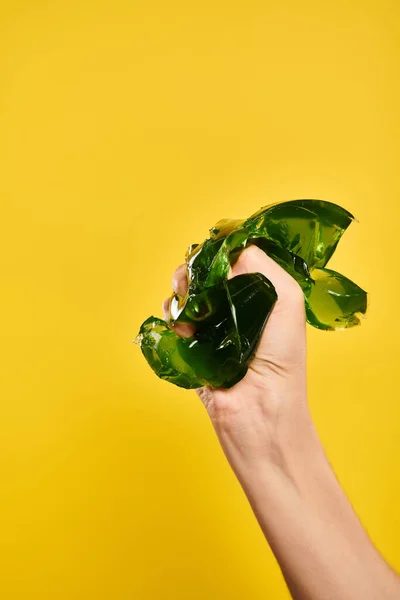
[241,244,263,264]
[291,279,305,305]
[162,297,170,320]
[232,245,263,274]
[281,278,305,311]
[171,264,188,295]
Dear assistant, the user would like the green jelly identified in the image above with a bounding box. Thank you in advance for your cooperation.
[135,200,367,389]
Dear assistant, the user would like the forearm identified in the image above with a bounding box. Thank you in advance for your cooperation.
[211,397,400,600]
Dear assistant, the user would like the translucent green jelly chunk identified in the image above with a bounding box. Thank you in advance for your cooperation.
[135,200,367,389]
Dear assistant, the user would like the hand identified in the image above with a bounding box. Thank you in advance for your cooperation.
[163,245,313,473]
[164,245,400,600]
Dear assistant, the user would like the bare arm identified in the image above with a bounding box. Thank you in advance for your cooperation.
[212,385,399,600]
[166,245,400,600]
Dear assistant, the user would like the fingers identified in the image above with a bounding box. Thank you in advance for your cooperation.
[162,297,170,321]
[162,294,195,337]
[163,263,195,338]
[171,252,303,311]
[166,247,306,348]
[172,264,188,297]
[168,248,305,318]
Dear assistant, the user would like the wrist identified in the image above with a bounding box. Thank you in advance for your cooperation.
[208,382,322,487]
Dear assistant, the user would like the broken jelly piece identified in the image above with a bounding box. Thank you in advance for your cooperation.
[136,200,367,389]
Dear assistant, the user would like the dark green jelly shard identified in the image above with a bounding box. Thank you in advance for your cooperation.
[135,199,367,389]
[137,273,277,389]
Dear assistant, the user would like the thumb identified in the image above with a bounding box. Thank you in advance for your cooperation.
[230,245,307,369]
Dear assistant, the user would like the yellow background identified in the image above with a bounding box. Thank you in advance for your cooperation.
[1,1,399,598]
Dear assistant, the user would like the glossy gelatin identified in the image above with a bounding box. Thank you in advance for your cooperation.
[135,200,367,389]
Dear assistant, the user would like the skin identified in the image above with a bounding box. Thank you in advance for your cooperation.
[163,245,400,600]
